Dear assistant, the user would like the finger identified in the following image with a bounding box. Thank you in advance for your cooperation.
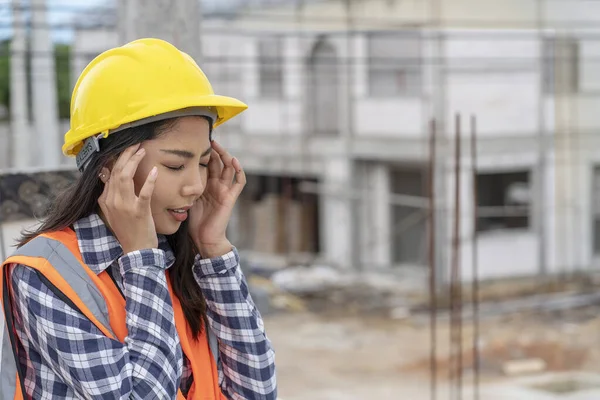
[212,141,235,184]
[117,147,146,201]
[211,141,234,164]
[207,149,222,179]
[211,141,231,160]
[231,158,246,198]
[110,145,140,203]
[211,140,227,154]
[111,143,141,178]
[221,155,236,186]
[120,147,146,180]
[137,166,158,209]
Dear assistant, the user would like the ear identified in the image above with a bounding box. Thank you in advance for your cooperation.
[98,155,118,182]
[99,167,111,183]
[100,156,118,178]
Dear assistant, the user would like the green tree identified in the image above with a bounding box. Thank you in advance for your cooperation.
[54,43,71,119]
[0,40,71,120]
[0,40,10,120]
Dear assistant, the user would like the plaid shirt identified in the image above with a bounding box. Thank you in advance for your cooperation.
[8,213,276,399]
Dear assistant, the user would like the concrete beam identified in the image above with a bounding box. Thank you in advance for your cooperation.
[117,0,203,61]
[10,0,30,169]
[31,0,60,168]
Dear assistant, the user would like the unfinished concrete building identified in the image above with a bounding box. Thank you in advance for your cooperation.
[3,0,600,288]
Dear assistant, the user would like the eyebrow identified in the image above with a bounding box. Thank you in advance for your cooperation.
[160,147,212,158]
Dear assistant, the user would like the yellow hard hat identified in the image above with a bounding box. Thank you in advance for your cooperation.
[63,38,248,160]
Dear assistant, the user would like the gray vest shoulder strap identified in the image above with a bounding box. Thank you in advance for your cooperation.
[10,235,116,337]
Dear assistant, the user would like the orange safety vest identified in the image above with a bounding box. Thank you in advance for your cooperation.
[1,228,225,400]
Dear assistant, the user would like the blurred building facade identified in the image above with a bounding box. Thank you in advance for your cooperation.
[3,0,600,285]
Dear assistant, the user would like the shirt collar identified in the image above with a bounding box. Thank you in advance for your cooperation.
[73,213,175,275]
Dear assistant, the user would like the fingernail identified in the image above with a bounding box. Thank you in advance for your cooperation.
[136,148,145,155]
[150,166,158,177]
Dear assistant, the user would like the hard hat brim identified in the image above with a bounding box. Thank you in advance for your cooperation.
[63,94,248,157]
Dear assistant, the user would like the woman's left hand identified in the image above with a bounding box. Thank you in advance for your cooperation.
[188,141,246,258]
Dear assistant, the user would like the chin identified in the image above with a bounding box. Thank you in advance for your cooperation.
[154,218,182,236]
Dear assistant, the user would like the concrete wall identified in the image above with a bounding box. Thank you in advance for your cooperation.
[232,0,534,30]
[232,0,600,30]
[203,30,546,139]
[440,125,600,283]
[0,120,72,171]
[452,139,600,282]
[223,30,600,142]
[449,154,543,281]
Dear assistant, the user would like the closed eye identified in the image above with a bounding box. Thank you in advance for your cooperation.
[165,163,208,170]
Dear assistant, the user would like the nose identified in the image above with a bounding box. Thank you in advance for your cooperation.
[180,167,206,200]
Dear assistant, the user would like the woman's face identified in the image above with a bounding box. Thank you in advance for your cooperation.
[132,116,212,235]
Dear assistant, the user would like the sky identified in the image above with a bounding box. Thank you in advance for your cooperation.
[0,0,241,43]
[0,0,110,42]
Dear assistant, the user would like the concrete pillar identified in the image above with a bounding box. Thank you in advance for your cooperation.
[286,200,304,254]
[252,194,280,254]
[320,158,354,268]
[359,163,392,267]
[10,0,30,169]
[31,0,60,168]
[371,164,392,266]
[227,201,242,248]
[117,0,202,62]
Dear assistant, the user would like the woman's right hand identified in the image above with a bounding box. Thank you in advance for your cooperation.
[98,143,159,254]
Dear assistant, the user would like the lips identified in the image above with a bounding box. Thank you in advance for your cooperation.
[168,205,192,222]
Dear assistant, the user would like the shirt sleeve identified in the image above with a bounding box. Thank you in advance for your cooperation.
[9,248,183,400]
[192,248,277,400]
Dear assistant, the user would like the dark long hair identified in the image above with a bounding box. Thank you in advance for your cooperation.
[18,118,210,338]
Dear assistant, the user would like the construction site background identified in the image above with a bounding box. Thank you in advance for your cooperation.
[3,0,600,399]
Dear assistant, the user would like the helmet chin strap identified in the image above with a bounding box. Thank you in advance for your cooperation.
[75,106,218,172]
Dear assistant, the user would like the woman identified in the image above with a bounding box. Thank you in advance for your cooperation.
[0,38,276,399]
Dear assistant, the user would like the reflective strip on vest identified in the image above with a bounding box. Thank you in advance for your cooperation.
[1,321,18,400]
[10,236,117,338]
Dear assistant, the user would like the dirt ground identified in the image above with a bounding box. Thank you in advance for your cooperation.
[264,312,426,399]
[264,307,600,400]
